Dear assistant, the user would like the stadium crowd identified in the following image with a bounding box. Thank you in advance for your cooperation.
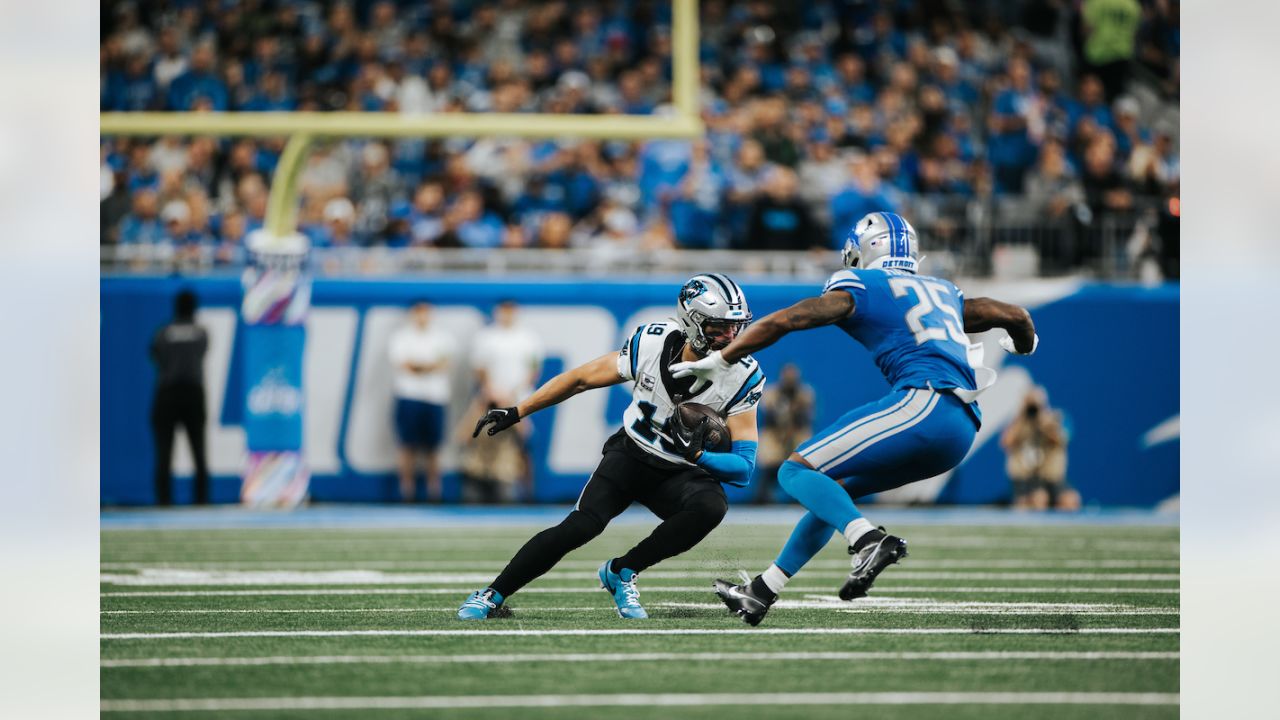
[100,0,1179,277]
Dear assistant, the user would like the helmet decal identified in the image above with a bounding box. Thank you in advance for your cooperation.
[679,279,708,305]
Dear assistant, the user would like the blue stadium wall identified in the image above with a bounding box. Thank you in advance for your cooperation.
[102,275,1178,507]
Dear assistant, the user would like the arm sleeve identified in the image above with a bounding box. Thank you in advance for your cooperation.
[697,440,759,488]
[615,324,646,382]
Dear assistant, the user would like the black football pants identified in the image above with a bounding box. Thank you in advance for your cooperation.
[490,444,728,599]
[151,384,210,505]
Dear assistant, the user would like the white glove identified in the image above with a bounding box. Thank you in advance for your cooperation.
[669,350,733,392]
[999,333,1039,355]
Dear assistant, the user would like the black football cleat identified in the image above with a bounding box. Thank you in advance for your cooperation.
[713,578,775,626]
[838,530,908,601]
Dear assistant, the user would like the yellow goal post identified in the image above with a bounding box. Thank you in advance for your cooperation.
[100,0,703,242]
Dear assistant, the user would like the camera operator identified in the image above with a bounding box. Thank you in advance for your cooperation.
[1000,388,1080,511]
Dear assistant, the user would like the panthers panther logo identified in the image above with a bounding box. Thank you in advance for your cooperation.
[679,279,708,304]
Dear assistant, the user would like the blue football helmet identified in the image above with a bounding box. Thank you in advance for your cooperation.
[842,212,919,273]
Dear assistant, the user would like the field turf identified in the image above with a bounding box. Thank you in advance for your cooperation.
[101,509,1179,718]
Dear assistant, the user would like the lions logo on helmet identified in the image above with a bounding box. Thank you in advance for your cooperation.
[675,273,752,355]
[843,212,919,273]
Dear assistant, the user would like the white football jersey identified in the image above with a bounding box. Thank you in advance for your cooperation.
[616,320,765,466]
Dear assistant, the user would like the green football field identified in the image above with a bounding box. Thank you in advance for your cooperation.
[100,511,1179,718]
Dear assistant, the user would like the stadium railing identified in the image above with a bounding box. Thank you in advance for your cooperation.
[99,212,1167,281]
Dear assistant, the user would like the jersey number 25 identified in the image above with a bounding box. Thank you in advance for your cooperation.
[889,277,968,346]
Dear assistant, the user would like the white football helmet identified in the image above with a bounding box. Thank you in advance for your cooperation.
[675,273,752,354]
[842,211,919,273]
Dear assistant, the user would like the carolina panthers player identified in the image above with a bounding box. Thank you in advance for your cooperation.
[458,274,766,620]
[672,212,1039,625]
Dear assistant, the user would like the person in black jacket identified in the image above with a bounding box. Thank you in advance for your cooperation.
[150,290,210,505]
[745,167,821,251]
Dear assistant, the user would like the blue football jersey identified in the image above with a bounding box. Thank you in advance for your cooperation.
[824,268,982,418]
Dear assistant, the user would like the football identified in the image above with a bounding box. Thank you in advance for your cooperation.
[676,402,732,453]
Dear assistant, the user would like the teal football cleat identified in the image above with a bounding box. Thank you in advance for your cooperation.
[598,560,648,619]
[457,588,504,620]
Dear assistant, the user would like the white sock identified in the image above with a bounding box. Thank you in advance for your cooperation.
[760,564,791,595]
[843,517,876,547]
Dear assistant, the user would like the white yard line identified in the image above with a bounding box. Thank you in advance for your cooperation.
[99,692,1179,712]
[101,627,1179,640]
[99,559,1180,570]
[101,650,1180,668]
[101,538,1179,553]
[98,569,1179,586]
[100,585,1182,598]
[101,598,1179,616]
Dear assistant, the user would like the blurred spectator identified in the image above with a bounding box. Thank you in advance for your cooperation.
[829,154,899,248]
[1082,137,1133,214]
[237,174,270,234]
[214,211,248,266]
[310,197,361,249]
[1001,389,1079,511]
[167,40,229,111]
[408,181,447,246]
[753,97,801,167]
[389,302,458,503]
[101,156,132,244]
[152,26,188,92]
[746,167,820,251]
[1081,0,1142,101]
[351,142,408,239]
[1026,141,1086,272]
[1026,141,1084,220]
[441,190,505,248]
[118,189,166,246]
[150,290,209,506]
[755,364,815,504]
[534,212,573,250]
[796,138,846,227]
[988,57,1044,194]
[725,139,775,245]
[668,140,726,249]
[1110,96,1148,160]
[104,52,160,111]
[160,199,212,265]
[463,300,544,502]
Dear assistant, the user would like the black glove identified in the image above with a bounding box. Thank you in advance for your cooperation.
[473,406,520,438]
[671,412,709,463]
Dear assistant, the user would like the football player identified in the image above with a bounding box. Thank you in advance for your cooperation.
[672,212,1038,625]
[457,274,766,620]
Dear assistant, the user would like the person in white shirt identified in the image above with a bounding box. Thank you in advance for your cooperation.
[472,300,544,405]
[389,301,457,502]
[466,300,544,500]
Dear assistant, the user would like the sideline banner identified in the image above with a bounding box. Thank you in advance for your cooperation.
[100,275,1178,507]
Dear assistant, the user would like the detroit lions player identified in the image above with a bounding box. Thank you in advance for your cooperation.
[458,274,766,620]
[672,212,1038,625]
